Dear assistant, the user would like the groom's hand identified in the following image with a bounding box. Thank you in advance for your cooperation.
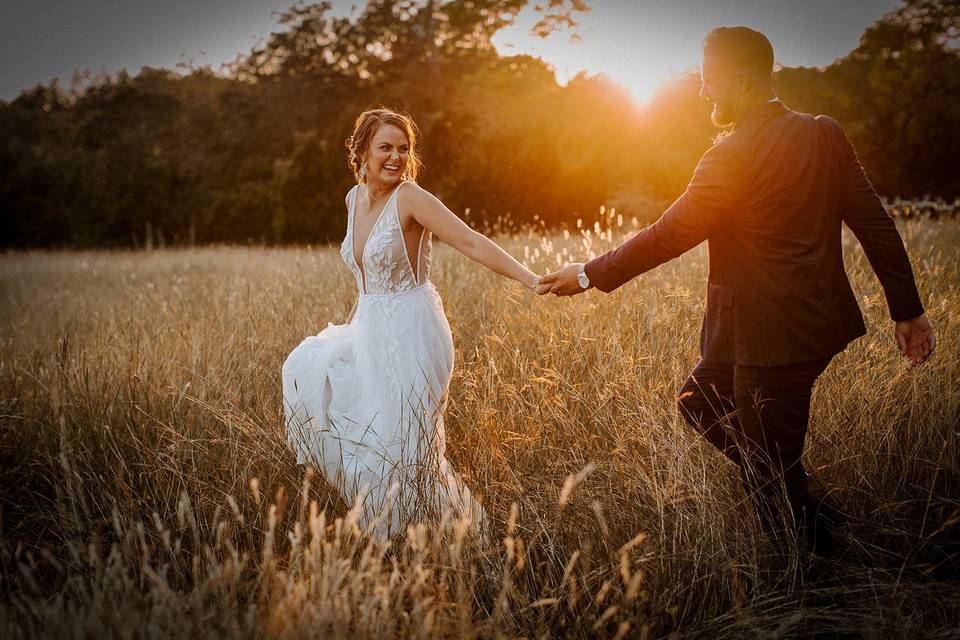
[539,263,588,297]
[895,313,936,367]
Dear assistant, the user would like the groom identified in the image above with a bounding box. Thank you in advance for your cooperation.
[537,26,936,556]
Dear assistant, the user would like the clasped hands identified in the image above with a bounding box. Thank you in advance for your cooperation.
[526,263,937,368]
[529,262,588,297]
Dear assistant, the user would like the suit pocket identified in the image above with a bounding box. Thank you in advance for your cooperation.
[707,283,734,308]
[702,283,735,362]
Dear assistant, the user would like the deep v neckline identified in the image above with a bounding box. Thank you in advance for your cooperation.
[352,180,405,292]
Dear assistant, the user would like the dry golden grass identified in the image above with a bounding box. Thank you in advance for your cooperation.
[0,212,958,638]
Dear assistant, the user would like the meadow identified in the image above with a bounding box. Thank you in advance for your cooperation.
[1,210,958,638]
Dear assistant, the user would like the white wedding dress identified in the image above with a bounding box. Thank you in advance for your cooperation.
[282,179,489,539]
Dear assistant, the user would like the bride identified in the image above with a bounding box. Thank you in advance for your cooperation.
[282,107,542,540]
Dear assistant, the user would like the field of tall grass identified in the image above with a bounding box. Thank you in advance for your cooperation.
[1,211,958,638]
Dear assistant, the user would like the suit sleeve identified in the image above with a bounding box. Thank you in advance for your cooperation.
[825,117,924,321]
[583,140,739,293]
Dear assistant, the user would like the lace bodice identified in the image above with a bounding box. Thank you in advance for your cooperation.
[340,180,432,295]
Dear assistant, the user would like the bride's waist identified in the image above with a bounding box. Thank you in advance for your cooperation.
[358,280,436,301]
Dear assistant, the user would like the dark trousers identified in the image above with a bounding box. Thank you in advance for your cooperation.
[677,356,838,550]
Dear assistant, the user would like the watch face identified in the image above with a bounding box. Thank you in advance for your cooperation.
[578,272,588,288]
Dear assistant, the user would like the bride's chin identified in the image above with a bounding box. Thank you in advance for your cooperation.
[379,171,402,184]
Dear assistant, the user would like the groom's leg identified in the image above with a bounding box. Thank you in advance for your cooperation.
[732,356,837,552]
[677,359,743,465]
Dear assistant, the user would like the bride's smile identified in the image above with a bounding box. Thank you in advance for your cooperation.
[367,124,409,187]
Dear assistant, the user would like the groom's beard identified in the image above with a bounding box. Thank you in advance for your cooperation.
[710,102,736,128]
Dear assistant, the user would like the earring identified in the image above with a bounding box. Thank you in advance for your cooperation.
[358,163,367,180]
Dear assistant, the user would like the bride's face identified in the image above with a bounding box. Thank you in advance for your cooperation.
[365,124,410,186]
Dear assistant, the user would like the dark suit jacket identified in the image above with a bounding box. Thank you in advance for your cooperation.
[583,100,925,367]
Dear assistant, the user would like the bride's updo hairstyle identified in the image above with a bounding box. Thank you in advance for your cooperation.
[345,107,422,184]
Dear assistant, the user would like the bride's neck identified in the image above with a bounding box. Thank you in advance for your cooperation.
[365,180,393,201]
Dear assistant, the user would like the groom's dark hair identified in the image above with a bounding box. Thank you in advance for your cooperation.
[703,26,774,78]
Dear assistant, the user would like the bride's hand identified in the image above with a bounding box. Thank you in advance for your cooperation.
[529,274,550,295]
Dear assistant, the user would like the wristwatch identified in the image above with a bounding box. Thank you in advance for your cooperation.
[577,263,591,289]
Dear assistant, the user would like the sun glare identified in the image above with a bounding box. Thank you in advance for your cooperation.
[616,67,668,106]
[491,5,695,106]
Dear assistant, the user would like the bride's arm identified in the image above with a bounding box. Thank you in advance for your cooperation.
[401,183,540,290]
[346,298,358,324]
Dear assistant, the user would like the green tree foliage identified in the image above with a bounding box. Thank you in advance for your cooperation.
[775,0,960,198]
[1,0,957,248]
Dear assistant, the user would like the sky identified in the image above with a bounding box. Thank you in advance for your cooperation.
[493,0,902,102]
[1,0,902,103]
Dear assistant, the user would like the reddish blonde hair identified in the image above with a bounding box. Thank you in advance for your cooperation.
[345,107,422,183]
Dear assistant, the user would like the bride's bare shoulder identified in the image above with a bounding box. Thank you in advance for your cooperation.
[397,181,439,208]
[344,183,358,209]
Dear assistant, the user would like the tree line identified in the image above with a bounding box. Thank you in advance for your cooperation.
[1,0,957,249]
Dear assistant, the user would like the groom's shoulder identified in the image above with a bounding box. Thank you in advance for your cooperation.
[735,107,847,149]
[810,113,857,156]
[774,105,844,136]
[812,113,848,143]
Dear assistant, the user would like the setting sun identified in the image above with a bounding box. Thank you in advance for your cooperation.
[491,0,900,105]
[491,4,691,104]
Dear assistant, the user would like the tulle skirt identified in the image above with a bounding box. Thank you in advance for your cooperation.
[281,282,488,539]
